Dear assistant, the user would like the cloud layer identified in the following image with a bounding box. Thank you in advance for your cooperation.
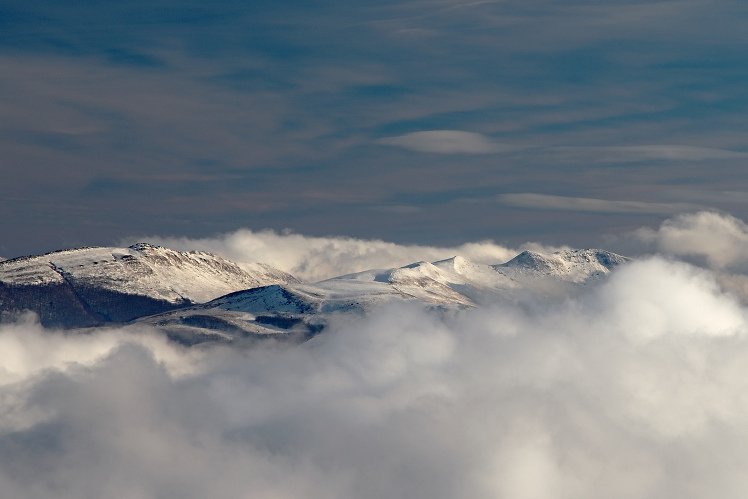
[135,211,748,282]
[633,211,748,270]
[3,255,748,497]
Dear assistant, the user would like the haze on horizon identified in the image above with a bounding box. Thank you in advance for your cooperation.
[2,0,748,258]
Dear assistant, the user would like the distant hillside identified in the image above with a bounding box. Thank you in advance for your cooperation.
[0,243,298,328]
[136,248,631,345]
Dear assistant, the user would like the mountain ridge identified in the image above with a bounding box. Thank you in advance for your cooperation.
[0,243,298,327]
[1,243,631,343]
[134,247,631,344]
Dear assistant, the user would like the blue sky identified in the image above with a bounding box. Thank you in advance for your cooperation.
[2,0,748,257]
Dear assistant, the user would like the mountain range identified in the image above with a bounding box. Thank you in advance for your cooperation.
[0,243,629,344]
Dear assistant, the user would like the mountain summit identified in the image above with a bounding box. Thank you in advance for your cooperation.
[495,249,630,282]
[0,243,297,327]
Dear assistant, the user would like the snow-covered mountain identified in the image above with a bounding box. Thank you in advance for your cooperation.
[1,242,629,342]
[135,248,629,345]
[0,243,298,328]
[494,249,629,282]
[317,248,628,306]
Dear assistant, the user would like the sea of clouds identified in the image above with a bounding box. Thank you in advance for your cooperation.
[5,211,748,498]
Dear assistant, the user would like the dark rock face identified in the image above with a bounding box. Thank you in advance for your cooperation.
[0,282,101,328]
[0,281,192,328]
[65,286,190,324]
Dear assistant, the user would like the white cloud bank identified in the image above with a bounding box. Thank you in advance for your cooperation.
[623,212,748,299]
[634,211,748,270]
[134,231,561,282]
[3,257,748,498]
[134,210,748,283]
[131,210,748,286]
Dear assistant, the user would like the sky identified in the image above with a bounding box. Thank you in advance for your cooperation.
[3,0,748,258]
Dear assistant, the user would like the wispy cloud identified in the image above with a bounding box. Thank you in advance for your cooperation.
[497,193,703,215]
[656,189,748,205]
[556,145,748,163]
[368,205,424,214]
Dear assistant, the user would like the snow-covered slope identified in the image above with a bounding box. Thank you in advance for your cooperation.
[135,281,402,344]
[494,249,629,281]
[136,249,630,345]
[318,259,499,307]
[315,249,628,306]
[1,242,630,343]
[0,243,298,327]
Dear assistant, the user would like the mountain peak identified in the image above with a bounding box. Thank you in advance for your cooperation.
[554,248,630,267]
[432,255,467,267]
[495,248,630,283]
[128,242,163,252]
[0,244,298,327]
[502,251,560,272]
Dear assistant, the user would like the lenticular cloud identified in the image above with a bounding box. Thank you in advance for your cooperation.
[2,255,748,498]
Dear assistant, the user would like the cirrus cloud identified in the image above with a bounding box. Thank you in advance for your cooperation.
[556,145,748,163]
[497,193,703,215]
